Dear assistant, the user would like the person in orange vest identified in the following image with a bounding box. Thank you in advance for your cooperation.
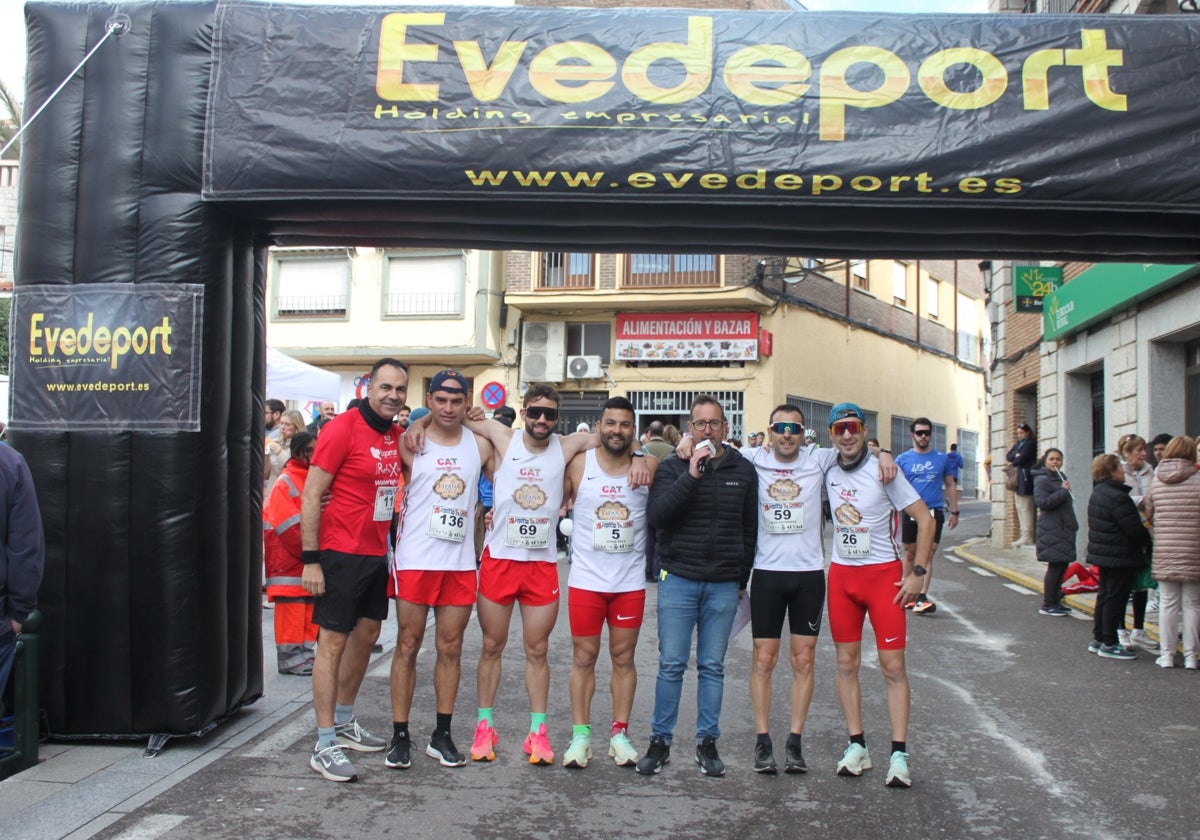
[264,432,319,675]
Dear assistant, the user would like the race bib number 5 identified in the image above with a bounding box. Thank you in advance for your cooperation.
[593,520,634,553]
[505,516,550,549]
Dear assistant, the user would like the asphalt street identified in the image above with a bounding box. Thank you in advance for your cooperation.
[13,500,1200,839]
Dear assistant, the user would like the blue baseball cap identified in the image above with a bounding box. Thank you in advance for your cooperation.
[428,369,468,394]
[828,402,865,427]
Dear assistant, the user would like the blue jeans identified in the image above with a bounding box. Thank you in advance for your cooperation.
[650,573,740,744]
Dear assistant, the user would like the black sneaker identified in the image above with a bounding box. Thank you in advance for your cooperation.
[784,741,808,774]
[427,730,467,767]
[384,731,411,769]
[753,741,777,774]
[635,736,670,775]
[695,736,725,777]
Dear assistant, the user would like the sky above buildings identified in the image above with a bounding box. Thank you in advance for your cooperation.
[0,0,987,114]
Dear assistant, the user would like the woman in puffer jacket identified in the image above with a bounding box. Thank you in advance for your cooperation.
[1142,435,1200,670]
[1033,449,1077,616]
[1086,454,1152,660]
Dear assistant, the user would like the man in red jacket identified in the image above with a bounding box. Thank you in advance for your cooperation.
[264,432,319,675]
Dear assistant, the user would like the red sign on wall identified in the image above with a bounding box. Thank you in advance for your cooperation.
[615,312,759,362]
[759,329,773,358]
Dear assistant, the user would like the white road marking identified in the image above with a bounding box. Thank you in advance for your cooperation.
[1004,583,1036,595]
[969,567,996,577]
[110,814,189,839]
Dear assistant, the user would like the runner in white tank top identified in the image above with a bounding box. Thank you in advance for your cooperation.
[389,371,495,771]
[560,397,659,768]
[435,386,653,765]
[485,431,566,563]
[568,448,649,593]
[395,431,482,573]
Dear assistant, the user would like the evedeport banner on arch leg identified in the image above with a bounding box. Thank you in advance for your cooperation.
[205,5,1200,213]
[9,284,204,432]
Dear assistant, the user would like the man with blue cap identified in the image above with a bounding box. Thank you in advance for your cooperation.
[823,403,933,790]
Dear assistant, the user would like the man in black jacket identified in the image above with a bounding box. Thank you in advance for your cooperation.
[635,395,757,778]
[0,444,45,705]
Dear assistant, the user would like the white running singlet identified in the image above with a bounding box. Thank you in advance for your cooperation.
[824,454,920,567]
[486,432,566,563]
[394,430,482,572]
[567,449,648,593]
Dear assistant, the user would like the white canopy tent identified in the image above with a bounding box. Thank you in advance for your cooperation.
[265,346,340,405]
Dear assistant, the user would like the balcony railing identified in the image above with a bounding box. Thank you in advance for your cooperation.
[275,294,348,316]
[537,252,594,289]
[1022,0,1087,11]
[385,291,463,316]
[624,254,720,288]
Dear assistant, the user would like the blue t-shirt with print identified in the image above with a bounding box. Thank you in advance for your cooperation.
[895,448,954,510]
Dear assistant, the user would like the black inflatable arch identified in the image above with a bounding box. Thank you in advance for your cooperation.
[14,2,1200,736]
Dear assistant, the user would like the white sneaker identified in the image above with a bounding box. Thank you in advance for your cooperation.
[885,750,911,788]
[1156,653,1175,669]
[1117,629,1132,648]
[562,734,592,768]
[1129,629,1153,650]
[836,742,872,777]
[608,732,639,766]
[1185,654,1199,670]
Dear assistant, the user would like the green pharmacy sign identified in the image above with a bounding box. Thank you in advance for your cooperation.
[1014,266,1062,313]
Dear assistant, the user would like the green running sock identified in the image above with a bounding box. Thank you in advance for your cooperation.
[530,712,547,733]
[573,724,590,740]
[477,707,493,726]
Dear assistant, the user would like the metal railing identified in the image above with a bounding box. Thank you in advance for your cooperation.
[624,254,720,288]
[274,294,348,315]
[385,291,463,316]
[537,252,594,289]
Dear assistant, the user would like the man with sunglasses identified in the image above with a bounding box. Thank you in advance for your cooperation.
[736,406,897,775]
[636,395,757,778]
[895,418,958,615]
[824,403,933,789]
[438,384,650,765]
[264,432,320,676]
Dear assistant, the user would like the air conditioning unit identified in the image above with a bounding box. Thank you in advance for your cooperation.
[567,355,603,380]
[520,321,566,383]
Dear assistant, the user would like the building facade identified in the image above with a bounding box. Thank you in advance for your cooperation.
[987,0,1198,547]
[267,244,991,495]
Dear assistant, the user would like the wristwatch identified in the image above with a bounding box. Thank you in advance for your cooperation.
[950,510,960,516]
[631,450,645,458]
[912,564,927,576]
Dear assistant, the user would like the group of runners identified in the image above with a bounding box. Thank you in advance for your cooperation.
[298,357,940,790]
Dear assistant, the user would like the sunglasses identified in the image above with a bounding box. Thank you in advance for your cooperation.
[770,421,803,436]
[912,430,932,438]
[524,406,559,422]
[830,419,863,436]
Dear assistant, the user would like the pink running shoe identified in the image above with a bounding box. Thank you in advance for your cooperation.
[523,723,555,765]
[470,719,498,762]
